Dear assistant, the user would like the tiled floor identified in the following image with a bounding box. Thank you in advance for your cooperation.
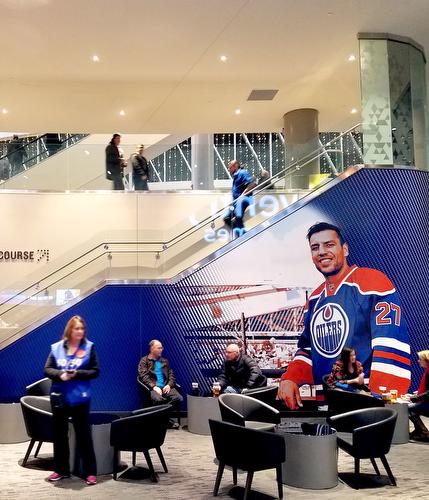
[1,422,428,500]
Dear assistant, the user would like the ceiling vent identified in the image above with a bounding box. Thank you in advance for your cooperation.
[247,89,279,101]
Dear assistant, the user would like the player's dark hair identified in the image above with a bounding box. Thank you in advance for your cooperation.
[307,222,345,245]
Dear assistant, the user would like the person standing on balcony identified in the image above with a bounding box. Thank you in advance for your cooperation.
[105,133,126,190]
[223,160,256,238]
[7,135,27,176]
[44,315,99,485]
[45,133,62,157]
[130,144,150,191]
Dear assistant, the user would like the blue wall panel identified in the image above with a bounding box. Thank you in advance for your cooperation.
[1,168,428,408]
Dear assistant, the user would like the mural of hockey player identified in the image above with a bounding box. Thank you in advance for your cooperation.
[278,222,411,410]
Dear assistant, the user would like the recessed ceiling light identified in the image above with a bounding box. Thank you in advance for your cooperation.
[84,150,90,155]
[235,109,241,115]
[348,54,356,62]
[220,55,227,62]
[351,108,358,114]
[119,110,125,116]
[92,55,100,62]
[1,108,8,114]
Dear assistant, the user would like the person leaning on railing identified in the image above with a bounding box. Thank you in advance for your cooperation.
[105,133,127,190]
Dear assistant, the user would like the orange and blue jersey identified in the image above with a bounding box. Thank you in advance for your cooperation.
[282,265,411,401]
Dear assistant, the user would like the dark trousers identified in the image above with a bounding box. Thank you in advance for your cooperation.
[133,174,149,191]
[223,197,251,237]
[150,387,183,412]
[111,174,124,190]
[52,402,96,477]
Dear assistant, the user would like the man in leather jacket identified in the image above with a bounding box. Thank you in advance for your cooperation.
[218,341,266,393]
[138,340,183,426]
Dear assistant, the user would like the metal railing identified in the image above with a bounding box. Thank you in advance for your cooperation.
[0,124,362,346]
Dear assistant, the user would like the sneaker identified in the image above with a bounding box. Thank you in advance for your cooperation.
[86,475,97,485]
[47,472,69,482]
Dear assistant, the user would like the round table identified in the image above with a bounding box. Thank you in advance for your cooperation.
[0,402,28,444]
[277,426,338,489]
[391,401,409,444]
[187,395,221,435]
[69,412,119,475]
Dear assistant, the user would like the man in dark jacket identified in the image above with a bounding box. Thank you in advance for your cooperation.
[218,341,266,393]
[131,144,150,191]
[138,339,183,427]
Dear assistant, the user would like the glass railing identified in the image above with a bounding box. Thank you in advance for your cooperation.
[0,124,362,347]
[0,133,88,183]
[0,129,363,190]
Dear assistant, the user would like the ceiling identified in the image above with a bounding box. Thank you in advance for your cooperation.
[0,0,428,134]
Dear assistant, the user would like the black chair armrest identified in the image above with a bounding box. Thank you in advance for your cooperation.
[131,404,171,416]
[328,409,372,432]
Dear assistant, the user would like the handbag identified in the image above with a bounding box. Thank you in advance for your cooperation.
[50,392,65,410]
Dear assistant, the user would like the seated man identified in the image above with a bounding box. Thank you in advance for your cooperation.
[138,339,183,428]
[218,341,266,394]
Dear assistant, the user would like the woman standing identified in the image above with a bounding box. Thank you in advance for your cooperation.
[407,350,429,441]
[105,133,126,190]
[44,315,99,485]
[327,347,367,391]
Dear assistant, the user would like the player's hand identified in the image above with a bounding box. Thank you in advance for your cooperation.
[162,384,171,394]
[153,386,162,395]
[278,380,302,410]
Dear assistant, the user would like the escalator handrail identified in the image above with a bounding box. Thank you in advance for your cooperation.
[0,124,361,311]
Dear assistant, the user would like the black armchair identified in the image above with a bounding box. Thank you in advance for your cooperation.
[328,407,398,487]
[26,377,52,397]
[242,385,278,406]
[136,376,182,425]
[321,374,384,416]
[218,393,280,430]
[20,395,54,466]
[110,404,171,482]
[209,419,285,499]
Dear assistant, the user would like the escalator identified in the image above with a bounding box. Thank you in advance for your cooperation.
[0,133,88,183]
[0,124,364,349]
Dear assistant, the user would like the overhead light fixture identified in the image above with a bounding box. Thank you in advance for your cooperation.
[235,109,241,115]
[119,110,125,116]
[348,54,356,62]
[84,150,90,155]
[220,55,227,62]
[1,108,8,114]
[92,55,100,62]
[351,108,358,114]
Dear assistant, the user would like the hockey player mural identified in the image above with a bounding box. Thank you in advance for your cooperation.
[278,222,411,409]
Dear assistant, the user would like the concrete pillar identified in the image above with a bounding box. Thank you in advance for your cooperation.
[191,134,214,190]
[283,109,320,189]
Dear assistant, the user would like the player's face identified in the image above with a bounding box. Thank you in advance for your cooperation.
[309,229,349,277]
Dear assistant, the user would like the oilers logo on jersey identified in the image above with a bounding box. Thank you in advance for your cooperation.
[282,265,411,398]
[310,303,349,359]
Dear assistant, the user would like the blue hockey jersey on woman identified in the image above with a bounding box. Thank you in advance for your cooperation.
[282,265,411,399]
